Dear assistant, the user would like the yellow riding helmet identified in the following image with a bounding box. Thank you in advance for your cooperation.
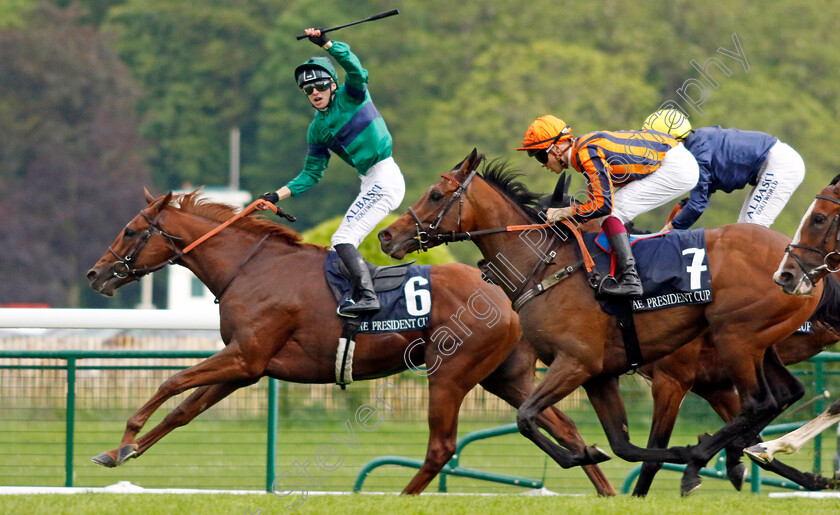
[642,109,692,140]
[517,115,574,151]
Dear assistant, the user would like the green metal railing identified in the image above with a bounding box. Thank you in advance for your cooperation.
[1,349,837,494]
[0,349,280,491]
[353,423,543,493]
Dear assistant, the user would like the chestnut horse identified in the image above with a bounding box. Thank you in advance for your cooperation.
[379,150,833,494]
[85,189,614,496]
[745,174,840,464]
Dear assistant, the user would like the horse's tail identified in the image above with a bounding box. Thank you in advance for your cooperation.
[810,274,840,335]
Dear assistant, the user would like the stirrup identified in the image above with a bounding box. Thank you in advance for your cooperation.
[599,275,643,297]
[337,299,359,318]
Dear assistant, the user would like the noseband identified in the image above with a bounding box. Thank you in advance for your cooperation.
[784,193,840,285]
[108,210,184,279]
[407,170,477,252]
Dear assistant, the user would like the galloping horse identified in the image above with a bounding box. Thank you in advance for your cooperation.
[86,189,614,496]
[745,174,840,464]
[379,150,834,494]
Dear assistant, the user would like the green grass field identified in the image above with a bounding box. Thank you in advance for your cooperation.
[1,370,837,496]
[0,492,839,515]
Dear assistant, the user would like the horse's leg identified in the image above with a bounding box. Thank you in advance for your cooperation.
[114,344,265,457]
[515,359,611,469]
[480,356,616,496]
[726,349,839,491]
[696,387,747,490]
[584,376,693,464]
[92,379,256,467]
[746,397,840,463]
[631,368,693,497]
[678,344,802,495]
[401,378,470,494]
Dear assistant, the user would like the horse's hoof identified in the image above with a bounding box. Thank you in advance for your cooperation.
[117,444,138,464]
[727,462,746,491]
[680,468,701,497]
[584,445,612,464]
[744,444,771,464]
[696,432,713,444]
[91,452,117,468]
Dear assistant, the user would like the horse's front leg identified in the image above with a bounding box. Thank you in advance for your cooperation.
[92,379,257,467]
[102,343,267,466]
[585,376,693,465]
[516,358,611,469]
[632,367,694,497]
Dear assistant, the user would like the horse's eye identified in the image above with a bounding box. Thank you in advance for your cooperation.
[813,213,827,225]
[429,191,444,202]
[124,228,137,238]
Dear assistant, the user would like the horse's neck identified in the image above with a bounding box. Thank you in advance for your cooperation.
[166,210,294,295]
[468,182,576,298]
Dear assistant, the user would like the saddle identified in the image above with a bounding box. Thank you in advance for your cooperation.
[324,253,428,390]
[333,259,416,293]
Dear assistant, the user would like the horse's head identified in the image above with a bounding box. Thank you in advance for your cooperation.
[775,174,840,295]
[379,149,485,259]
[87,189,181,296]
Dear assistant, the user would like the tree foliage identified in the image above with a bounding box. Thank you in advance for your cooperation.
[4,0,840,306]
[301,213,456,266]
[0,3,150,307]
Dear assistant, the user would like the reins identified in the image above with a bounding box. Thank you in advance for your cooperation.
[109,198,288,282]
[408,168,597,309]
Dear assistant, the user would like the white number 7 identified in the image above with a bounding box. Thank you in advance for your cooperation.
[682,248,707,290]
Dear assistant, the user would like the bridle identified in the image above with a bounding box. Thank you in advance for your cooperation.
[106,199,289,300]
[784,193,840,286]
[407,169,478,251]
[108,209,184,279]
[403,168,597,308]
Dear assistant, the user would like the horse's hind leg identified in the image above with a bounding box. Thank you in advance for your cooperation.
[480,354,616,496]
[401,380,470,494]
[92,379,257,467]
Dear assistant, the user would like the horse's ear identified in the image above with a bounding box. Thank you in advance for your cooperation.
[466,148,485,172]
[453,148,485,180]
[147,191,173,215]
[144,187,156,204]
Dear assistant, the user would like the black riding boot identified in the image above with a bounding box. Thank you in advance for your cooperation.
[599,232,643,297]
[334,243,380,316]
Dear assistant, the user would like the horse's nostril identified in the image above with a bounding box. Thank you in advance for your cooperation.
[379,230,391,243]
[86,270,97,281]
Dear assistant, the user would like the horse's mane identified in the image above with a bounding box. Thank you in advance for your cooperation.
[175,191,306,247]
[479,159,545,223]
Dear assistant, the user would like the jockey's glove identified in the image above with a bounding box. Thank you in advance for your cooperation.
[308,29,330,48]
[259,191,280,205]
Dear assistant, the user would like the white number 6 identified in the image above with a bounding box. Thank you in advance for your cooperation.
[404,276,431,316]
